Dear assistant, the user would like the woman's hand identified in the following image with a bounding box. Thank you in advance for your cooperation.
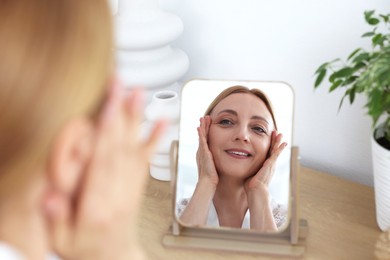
[244,131,286,232]
[196,115,219,188]
[245,131,286,194]
[179,116,218,226]
[44,80,166,260]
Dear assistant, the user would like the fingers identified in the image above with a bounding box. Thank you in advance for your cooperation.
[196,117,219,185]
[268,136,287,163]
[204,115,212,137]
[269,131,276,151]
[125,87,144,139]
[198,117,209,153]
[258,132,287,184]
[93,77,124,165]
[270,131,286,155]
[88,78,125,181]
[83,81,153,205]
[198,116,211,144]
[123,85,166,157]
[100,76,123,128]
[196,118,205,170]
[144,119,167,156]
[47,79,164,259]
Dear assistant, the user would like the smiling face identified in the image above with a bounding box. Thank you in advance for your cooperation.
[208,93,274,179]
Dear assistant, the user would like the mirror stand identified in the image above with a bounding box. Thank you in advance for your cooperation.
[163,141,308,257]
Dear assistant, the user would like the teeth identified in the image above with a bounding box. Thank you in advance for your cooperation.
[228,151,249,157]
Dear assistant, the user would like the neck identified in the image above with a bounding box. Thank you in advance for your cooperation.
[215,175,245,198]
[0,169,49,260]
[213,176,248,228]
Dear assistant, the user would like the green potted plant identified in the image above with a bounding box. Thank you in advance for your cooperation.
[314,10,390,231]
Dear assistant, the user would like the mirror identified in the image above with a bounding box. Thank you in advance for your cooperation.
[175,79,294,232]
[164,79,307,256]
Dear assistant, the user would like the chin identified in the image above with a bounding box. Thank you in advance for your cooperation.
[218,166,254,180]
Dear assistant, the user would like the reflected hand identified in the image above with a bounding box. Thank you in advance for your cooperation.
[179,116,218,226]
[196,116,219,187]
[244,131,286,231]
[245,131,287,202]
[44,80,166,259]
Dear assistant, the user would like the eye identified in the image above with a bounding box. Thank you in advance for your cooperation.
[252,126,267,135]
[218,119,234,126]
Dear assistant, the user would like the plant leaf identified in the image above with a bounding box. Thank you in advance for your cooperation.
[349,88,356,104]
[314,69,327,88]
[362,31,375,38]
[368,18,380,25]
[341,75,358,86]
[352,52,370,64]
[367,88,383,126]
[329,80,342,92]
[338,93,347,112]
[347,48,362,60]
[353,62,366,72]
[364,10,375,21]
[384,93,390,115]
[372,33,384,47]
[329,67,354,82]
[380,14,389,23]
[315,62,329,74]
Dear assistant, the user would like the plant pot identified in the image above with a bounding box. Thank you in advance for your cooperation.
[372,127,390,231]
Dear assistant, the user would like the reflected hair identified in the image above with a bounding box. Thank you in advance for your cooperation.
[204,85,278,130]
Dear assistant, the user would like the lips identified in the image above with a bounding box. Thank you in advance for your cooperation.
[225,149,252,158]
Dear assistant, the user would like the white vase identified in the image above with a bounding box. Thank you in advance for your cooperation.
[371,134,390,231]
[115,0,189,97]
[143,90,180,181]
[114,0,188,181]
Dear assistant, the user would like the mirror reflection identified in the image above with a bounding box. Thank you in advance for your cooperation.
[175,80,294,232]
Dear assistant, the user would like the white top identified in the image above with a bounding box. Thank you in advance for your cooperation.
[0,242,60,260]
[207,201,251,228]
[0,243,24,260]
[177,198,287,229]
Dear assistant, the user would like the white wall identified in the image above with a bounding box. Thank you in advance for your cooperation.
[159,0,390,186]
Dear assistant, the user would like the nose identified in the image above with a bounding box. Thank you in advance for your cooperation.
[234,125,250,142]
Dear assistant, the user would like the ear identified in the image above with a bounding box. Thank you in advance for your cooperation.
[46,118,94,197]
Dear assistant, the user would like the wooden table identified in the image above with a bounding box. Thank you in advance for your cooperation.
[140,166,384,259]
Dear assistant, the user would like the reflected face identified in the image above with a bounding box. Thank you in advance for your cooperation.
[208,93,274,179]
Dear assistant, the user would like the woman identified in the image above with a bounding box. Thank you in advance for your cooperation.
[0,1,165,259]
[179,86,287,232]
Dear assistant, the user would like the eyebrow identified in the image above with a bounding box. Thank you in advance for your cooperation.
[216,109,270,125]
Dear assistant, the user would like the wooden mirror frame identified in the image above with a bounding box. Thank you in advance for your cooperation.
[163,141,308,257]
[162,79,308,257]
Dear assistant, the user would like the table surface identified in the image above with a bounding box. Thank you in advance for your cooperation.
[139,166,383,259]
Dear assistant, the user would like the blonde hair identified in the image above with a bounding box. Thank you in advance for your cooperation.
[204,85,278,130]
[0,1,113,174]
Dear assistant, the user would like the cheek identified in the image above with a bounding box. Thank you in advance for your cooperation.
[207,126,223,150]
[253,137,271,161]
